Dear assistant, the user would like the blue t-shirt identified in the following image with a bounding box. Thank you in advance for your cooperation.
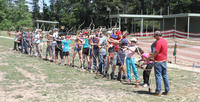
[110,34,116,39]
[121,38,129,46]
[83,39,90,48]
[62,39,71,52]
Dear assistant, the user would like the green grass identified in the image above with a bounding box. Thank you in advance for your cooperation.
[0,36,200,102]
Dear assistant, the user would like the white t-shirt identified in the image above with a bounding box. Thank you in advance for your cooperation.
[126,46,137,58]
[34,33,40,44]
[52,32,58,44]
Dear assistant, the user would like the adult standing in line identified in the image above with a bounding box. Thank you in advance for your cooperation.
[52,28,59,62]
[39,29,44,58]
[45,30,53,61]
[33,29,41,57]
[98,31,108,76]
[109,30,122,80]
[25,28,31,55]
[148,31,170,96]
[90,30,100,73]
[106,31,115,78]
[11,30,20,51]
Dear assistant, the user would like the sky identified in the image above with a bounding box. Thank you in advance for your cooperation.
[26,0,50,12]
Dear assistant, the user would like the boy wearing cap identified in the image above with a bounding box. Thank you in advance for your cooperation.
[109,30,127,81]
[108,30,122,80]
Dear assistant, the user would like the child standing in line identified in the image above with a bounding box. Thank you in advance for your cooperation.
[82,31,91,70]
[124,38,140,84]
[136,47,154,87]
[61,35,71,65]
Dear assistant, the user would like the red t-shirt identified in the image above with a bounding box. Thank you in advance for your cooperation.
[115,37,121,51]
[155,38,168,61]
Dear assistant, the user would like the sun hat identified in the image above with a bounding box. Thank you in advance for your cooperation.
[130,38,137,42]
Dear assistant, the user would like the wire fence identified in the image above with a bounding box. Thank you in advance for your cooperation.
[128,29,200,67]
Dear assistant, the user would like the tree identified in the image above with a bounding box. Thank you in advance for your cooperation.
[0,0,33,30]
[32,0,40,20]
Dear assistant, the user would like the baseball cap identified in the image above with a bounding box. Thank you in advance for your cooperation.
[83,31,89,34]
[66,35,70,39]
[116,30,122,36]
[154,31,162,37]
[53,28,58,31]
[110,34,117,39]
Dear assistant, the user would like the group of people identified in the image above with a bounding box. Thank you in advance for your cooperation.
[10,28,170,96]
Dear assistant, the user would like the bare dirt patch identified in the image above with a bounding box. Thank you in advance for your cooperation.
[0,72,6,101]
[0,62,9,66]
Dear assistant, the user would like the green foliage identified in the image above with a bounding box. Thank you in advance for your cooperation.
[0,0,33,30]
[1,0,200,31]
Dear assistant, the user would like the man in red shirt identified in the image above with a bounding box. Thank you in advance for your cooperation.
[148,31,170,96]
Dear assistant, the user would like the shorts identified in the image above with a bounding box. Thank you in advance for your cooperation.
[74,47,81,52]
[63,51,69,56]
[89,48,93,57]
[39,43,43,51]
[55,45,63,59]
[109,52,114,59]
[108,47,115,53]
[112,52,118,65]
[112,51,125,66]
[52,43,56,53]
[82,48,90,55]
[117,52,126,66]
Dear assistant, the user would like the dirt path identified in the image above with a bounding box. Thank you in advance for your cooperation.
[15,67,37,81]
[0,72,6,102]
[168,63,200,73]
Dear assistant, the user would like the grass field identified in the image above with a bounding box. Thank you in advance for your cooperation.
[0,37,200,102]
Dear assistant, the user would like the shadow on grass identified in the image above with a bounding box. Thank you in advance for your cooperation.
[133,90,153,95]
[122,82,136,85]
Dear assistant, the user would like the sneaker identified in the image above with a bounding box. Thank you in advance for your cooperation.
[110,72,114,80]
[90,69,93,73]
[127,79,131,83]
[154,92,161,96]
[60,62,64,66]
[136,80,140,84]
[117,72,121,81]
[143,83,148,87]
[122,75,126,80]
[162,92,169,95]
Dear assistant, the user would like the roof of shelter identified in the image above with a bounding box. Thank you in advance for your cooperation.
[35,20,59,24]
[110,13,200,19]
